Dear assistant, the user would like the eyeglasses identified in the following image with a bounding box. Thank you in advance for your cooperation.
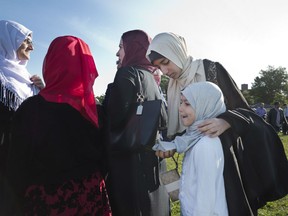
[24,38,33,46]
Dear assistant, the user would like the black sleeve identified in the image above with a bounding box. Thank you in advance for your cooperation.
[203,59,250,110]
[217,109,252,136]
[0,103,14,173]
[102,82,114,113]
[223,108,288,207]
[5,100,33,212]
[107,67,136,130]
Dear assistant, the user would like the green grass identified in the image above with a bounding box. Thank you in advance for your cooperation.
[167,134,288,216]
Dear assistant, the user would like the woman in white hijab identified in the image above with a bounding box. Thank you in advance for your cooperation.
[146,32,250,157]
[0,20,44,110]
[0,20,43,214]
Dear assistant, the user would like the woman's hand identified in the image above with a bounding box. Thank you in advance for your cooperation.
[155,149,176,158]
[198,118,231,137]
[30,75,45,90]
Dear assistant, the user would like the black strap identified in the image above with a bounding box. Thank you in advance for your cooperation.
[135,68,143,96]
[172,154,179,170]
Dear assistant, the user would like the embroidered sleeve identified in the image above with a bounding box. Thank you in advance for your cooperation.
[205,61,218,86]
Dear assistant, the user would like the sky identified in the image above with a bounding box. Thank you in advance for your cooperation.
[1,0,288,96]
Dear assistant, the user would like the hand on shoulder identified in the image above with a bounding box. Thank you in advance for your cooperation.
[197,118,231,137]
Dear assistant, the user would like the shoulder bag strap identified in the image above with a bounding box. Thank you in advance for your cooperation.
[135,68,143,96]
[172,154,179,171]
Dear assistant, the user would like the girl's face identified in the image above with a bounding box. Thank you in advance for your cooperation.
[153,57,182,79]
[179,94,195,127]
[116,38,125,69]
[16,35,33,60]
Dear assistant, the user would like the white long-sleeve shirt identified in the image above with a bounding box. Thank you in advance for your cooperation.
[179,136,228,216]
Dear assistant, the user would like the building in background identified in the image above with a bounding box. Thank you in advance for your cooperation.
[241,84,248,91]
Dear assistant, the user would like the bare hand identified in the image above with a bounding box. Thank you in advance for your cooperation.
[197,118,231,137]
[30,75,45,90]
[155,149,176,158]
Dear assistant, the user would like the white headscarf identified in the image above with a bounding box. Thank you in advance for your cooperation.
[0,20,37,111]
[146,32,206,137]
[173,82,226,153]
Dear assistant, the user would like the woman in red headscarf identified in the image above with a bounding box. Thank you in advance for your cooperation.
[104,30,169,216]
[6,36,112,215]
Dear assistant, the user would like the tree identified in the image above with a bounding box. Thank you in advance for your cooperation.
[96,94,105,104]
[241,89,255,105]
[250,66,288,104]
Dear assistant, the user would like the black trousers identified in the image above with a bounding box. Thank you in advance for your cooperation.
[282,118,288,134]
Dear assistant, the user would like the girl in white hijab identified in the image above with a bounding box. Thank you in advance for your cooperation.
[146,32,249,142]
[154,82,228,216]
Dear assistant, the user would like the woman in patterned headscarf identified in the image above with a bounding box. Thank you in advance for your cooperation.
[6,36,112,215]
[105,30,169,216]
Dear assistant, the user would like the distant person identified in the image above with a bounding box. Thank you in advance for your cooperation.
[6,36,112,215]
[0,20,43,214]
[282,103,288,135]
[152,69,168,141]
[152,68,162,86]
[255,102,267,119]
[267,101,287,133]
[105,29,169,216]
[152,69,167,106]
